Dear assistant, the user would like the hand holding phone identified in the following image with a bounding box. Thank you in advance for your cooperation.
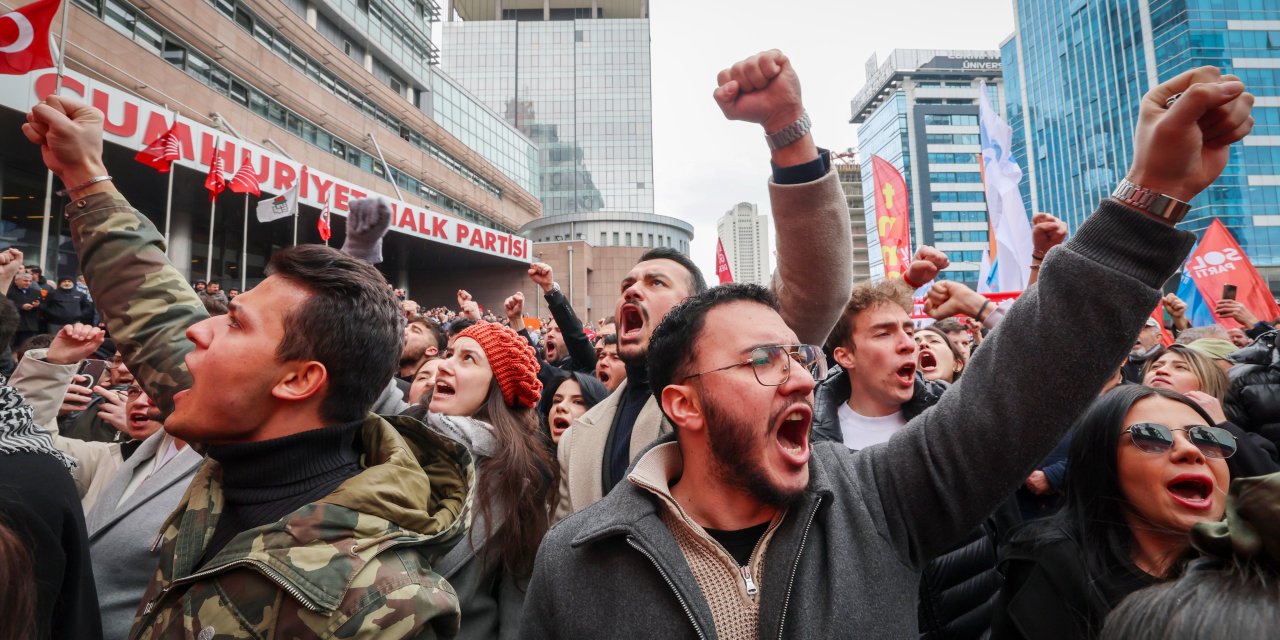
[1221,284,1238,301]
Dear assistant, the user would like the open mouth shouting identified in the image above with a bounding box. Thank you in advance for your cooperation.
[596,368,610,384]
[434,380,456,400]
[894,362,916,388]
[550,414,572,440]
[773,403,813,468]
[1165,473,1215,511]
[618,303,646,345]
[918,349,938,376]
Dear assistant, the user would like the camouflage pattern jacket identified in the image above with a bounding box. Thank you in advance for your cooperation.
[129,414,473,639]
[65,193,475,638]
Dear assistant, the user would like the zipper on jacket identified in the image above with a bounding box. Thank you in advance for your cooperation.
[739,521,772,599]
[777,497,821,639]
[138,556,326,625]
[627,536,706,640]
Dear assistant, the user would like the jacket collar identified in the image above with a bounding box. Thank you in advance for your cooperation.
[810,365,948,445]
[164,413,474,612]
[87,432,203,536]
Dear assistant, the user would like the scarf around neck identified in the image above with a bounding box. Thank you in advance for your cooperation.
[0,373,77,470]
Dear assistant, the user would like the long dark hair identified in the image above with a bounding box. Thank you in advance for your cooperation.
[537,370,609,442]
[0,517,34,640]
[473,378,558,578]
[1030,385,1218,584]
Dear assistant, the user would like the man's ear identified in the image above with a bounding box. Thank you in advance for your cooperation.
[660,384,704,434]
[271,361,328,403]
[832,344,855,371]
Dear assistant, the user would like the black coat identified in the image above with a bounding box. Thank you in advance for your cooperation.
[1225,330,1280,446]
[0,452,103,640]
[43,287,94,325]
[7,286,44,333]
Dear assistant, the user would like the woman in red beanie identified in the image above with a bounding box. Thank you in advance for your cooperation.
[417,321,557,639]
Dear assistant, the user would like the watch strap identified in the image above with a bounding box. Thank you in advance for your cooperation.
[766,112,812,150]
[1110,179,1190,224]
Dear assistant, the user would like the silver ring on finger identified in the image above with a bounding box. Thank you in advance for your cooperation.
[1165,92,1183,109]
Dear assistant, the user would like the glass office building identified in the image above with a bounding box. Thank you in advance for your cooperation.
[441,0,655,219]
[851,50,1005,286]
[1004,0,1280,287]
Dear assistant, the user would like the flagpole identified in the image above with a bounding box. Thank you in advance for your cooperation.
[206,198,216,282]
[366,133,404,201]
[240,193,248,292]
[39,0,74,273]
[292,208,298,246]
[162,109,177,254]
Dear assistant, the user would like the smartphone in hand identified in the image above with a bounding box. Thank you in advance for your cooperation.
[1222,284,1238,301]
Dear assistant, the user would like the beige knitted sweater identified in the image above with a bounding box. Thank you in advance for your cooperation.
[628,443,784,640]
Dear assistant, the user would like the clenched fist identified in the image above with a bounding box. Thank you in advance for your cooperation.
[504,292,525,325]
[22,95,111,192]
[1031,213,1068,257]
[528,263,555,293]
[904,246,949,288]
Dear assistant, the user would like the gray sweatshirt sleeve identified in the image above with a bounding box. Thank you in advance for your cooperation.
[836,200,1195,568]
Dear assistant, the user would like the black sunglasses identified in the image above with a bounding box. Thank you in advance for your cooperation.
[1122,423,1237,459]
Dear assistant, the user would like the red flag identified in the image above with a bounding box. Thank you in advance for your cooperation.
[0,0,60,75]
[1184,219,1280,329]
[204,143,226,202]
[1151,303,1175,347]
[871,155,912,280]
[227,156,260,196]
[714,238,732,284]
[134,122,181,172]
[317,201,332,243]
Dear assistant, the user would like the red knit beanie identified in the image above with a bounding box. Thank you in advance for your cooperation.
[457,322,542,408]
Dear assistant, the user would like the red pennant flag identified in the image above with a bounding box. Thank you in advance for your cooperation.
[317,201,332,243]
[0,0,60,76]
[1184,219,1280,329]
[715,238,732,284]
[871,155,913,280]
[134,122,181,172]
[204,144,226,202]
[227,156,260,196]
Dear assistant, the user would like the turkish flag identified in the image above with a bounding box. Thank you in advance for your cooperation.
[0,0,60,75]
[227,156,260,196]
[1184,219,1280,329]
[204,144,226,202]
[714,238,732,284]
[135,122,181,172]
[871,155,912,280]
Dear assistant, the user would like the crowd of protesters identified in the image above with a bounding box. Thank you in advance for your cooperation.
[0,48,1278,640]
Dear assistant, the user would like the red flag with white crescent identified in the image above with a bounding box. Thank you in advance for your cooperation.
[715,238,733,284]
[317,201,332,243]
[0,0,59,75]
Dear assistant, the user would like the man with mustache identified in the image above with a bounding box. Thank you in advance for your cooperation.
[522,67,1255,639]
[553,49,854,520]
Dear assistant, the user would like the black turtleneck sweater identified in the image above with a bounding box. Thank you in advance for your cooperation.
[202,420,365,563]
[603,361,650,491]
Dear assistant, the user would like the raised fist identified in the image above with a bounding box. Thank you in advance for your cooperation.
[1031,212,1068,257]
[713,49,804,135]
[1162,293,1188,319]
[904,246,950,288]
[504,292,525,324]
[924,280,988,320]
[342,197,393,264]
[22,94,109,189]
[457,289,480,321]
[1127,67,1253,204]
[47,323,106,365]
[528,263,555,292]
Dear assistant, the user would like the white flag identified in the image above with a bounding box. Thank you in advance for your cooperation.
[256,184,298,223]
[978,80,1035,292]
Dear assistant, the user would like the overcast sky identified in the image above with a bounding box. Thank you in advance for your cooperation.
[649,0,1015,277]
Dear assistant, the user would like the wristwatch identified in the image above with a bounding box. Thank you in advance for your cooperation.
[766,111,812,150]
[1110,179,1190,224]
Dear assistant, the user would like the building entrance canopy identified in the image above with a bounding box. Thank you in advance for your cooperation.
[0,69,532,263]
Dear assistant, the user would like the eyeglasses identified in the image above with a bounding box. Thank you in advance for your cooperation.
[126,385,145,398]
[1122,423,1237,459]
[682,344,826,387]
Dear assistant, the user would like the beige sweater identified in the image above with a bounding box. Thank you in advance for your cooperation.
[628,443,783,640]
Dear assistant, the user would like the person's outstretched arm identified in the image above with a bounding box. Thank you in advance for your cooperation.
[844,67,1254,567]
[529,263,594,372]
[23,95,205,417]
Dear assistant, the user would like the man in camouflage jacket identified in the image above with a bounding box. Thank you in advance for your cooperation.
[24,94,474,639]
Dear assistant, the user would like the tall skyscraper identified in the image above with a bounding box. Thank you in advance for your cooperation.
[836,159,872,282]
[1004,0,1280,288]
[717,203,770,286]
[851,50,1006,287]
[440,0,655,219]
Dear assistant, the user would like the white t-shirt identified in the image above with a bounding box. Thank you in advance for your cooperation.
[836,403,907,451]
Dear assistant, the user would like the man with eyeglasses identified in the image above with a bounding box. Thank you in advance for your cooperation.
[522,68,1255,639]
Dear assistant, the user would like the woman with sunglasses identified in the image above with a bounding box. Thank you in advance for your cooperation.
[1141,344,1279,477]
[991,385,1238,639]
